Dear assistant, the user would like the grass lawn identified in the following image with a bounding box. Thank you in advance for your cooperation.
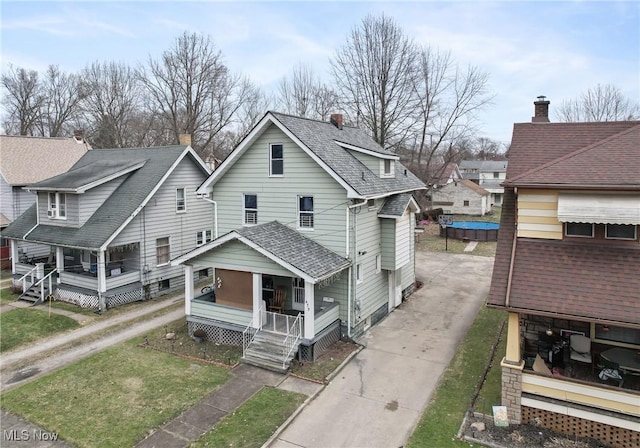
[1,340,231,448]
[0,308,80,352]
[406,305,506,448]
[191,386,306,448]
[0,287,20,305]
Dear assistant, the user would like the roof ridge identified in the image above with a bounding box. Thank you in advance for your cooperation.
[506,123,640,184]
[269,110,357,129]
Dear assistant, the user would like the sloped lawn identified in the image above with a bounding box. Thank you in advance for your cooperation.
[1,340,231,448]
[1,308,80,352]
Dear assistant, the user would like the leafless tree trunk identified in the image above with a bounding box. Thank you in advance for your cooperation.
[277,63,340,121]
[330,14,419,149]
[555,83,639,122]
[38,65,86,137]
[1,65,44,135]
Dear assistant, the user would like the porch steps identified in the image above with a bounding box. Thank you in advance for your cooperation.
[242,330,300,374]
[18,284,48,306]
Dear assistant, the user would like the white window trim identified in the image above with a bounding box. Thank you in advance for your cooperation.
[367,199,376,211]
[356,263,363,283]
[269,143,284,177]
[243,193,258,226]
[375,255,381,274]
[297,195,314,230]
[380,159,395,178]
[47,192,67,220]
[156,236,171,266]
[176,187,187,213]
[564,222,594,238]
[196,229,213,246]
[605,224,637,240]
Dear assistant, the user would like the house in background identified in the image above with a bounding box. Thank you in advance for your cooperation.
[488,98,640,447]
[431,178,491,215]
[2,140,212,309]
[173,112,425,371]
[0,134,89,268]
[459,159,507,206]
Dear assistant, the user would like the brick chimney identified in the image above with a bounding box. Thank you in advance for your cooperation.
[532,96,550,123]
[179,133,192,146]
[330,114,343,130]
[73,129,84,143]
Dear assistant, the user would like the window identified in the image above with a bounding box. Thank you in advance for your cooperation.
[605,224,636,240]
[196,230,212,246]
[243,194,258,225]
[493,172,500,179]
[156,237,170,265]
[463,200,470,207]
[298,196,314,229]
[176,188,186,212]
[158,279,170,290]
[198,268,209,279]
[381,159,395,178]
[375,255,381,273]
[47,192,66,219]
[262,276,274,304]
[367,199,376,211]
[293,278,305,309]
[270,143,284,176]
[565,222,594,238]
[356,263,363,283]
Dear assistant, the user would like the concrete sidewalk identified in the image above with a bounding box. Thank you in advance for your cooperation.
[269,252,495,448]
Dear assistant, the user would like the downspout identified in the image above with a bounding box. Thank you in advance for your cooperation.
[347,199,367,337]
[505,187,518,308]
[199,195,218,239]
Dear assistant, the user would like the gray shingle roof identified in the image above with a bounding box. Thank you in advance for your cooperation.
[378,193,414,217]
[237,221,351,280]
[270,112,425,197]
[29,159,146,191]
[2,146,195,249]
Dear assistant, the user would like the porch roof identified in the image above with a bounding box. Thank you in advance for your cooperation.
[173,221,351,283]
[504,239,640,326]
[378,193,420,218]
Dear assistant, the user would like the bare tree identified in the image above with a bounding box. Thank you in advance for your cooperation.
[277,63,339,121]
[139,31,250,159]
[555,83,639,122]
[1,64,44,135]
[79,61,150,148]
[38,65,86,137]
[330,14,419,148]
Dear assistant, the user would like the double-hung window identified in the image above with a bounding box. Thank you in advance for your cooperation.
[47,192,66,219]
[270,144,284,176]
[298,196,314,229]
[196,230,213,246]
[243,194,258,225]
[156,237,170,265]
[176,188,186,212]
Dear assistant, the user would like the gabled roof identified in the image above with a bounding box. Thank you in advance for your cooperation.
[506,125,640,190]
[0,135,89,185]
[198,111,425,199]
[172,221,351,283]
[2,145,210,250]
[438,179,489,196]
[378,193,420,218]
[459,160,507,172]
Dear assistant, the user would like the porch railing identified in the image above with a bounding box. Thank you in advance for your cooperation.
[17,265,38,293]
[32,268,58,304]
[281,312,303,369]
[242,302,263,356]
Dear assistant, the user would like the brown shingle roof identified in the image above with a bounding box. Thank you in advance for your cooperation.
[460,179,490,196]
[505,121,639,180]
[507,125,640,189]
[0,135,90,185]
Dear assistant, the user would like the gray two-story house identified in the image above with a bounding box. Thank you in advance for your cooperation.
[173,112,425,370]
[2,143,212,310]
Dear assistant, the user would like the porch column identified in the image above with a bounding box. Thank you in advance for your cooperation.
[97,250,107,310]
[304,281,315,339]
[184,265,194,315]
[56,247,63,283]
[10,240,18,273]
[500,312,524,424]
[252,273,262,328]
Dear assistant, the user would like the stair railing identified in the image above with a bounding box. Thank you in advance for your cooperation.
[242,301,264,357]
[281,312,303,369]
[17,265,38,293]
[32,268,58,304]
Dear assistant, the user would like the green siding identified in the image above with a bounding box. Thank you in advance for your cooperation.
[380,219,396,270]
[316,274,349,322]
[401,212,417,290]
[349,150,381,175]
[191,301,252,326]
[210,125,348,255]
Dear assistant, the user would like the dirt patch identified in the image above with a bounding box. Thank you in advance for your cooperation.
[462,414,606,448]
[291,340,360,383]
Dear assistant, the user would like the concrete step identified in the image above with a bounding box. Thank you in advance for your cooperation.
[240,355,289,374]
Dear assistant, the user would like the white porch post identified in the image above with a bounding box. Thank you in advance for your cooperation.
[184,265,194,315]
[304,281,315,339]
[10,240,18,274]
[252,273,262,328]
[97,250,107,310]
[56,247,63,283]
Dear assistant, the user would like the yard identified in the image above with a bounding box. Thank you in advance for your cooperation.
[0,307,80,352]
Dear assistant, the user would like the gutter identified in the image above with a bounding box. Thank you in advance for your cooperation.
[198,194,218,239]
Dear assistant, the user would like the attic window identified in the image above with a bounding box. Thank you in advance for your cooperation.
[381,159,395,178]
[270,143,284,176]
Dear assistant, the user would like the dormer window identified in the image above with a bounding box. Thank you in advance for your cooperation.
[381,159,395,178]
[48,192,66,219]
[270,143,284,176]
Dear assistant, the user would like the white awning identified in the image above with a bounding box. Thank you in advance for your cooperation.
[557,194,640,225]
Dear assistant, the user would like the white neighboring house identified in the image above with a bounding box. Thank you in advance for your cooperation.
[431,179,491,216]
[459,160,507,206]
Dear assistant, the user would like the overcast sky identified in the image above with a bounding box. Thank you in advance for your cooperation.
[1,0,638,146]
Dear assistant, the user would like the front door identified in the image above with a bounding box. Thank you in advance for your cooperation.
[292,278,305,311]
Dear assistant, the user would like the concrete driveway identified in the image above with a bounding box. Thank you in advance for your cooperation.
[269,251,495,448]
